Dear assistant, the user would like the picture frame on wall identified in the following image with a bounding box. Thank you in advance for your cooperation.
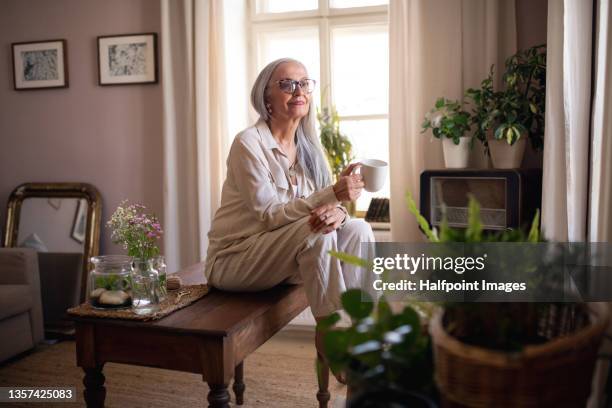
[71,199,87,244]
[97,33,158,86]
[12,39,68,90]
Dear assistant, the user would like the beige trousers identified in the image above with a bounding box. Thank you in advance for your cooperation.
[206,217,374,317]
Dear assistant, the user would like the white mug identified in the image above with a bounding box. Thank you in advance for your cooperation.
[358,159,388,192]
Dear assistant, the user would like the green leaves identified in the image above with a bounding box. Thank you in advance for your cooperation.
[341,289,374,319]
[319,288,433,395]
[407,191,542,244]
[316,312,341,331]
[328,250,371,269]
[422,98,473,143]
[493,123,526,145]
[527,209,541,243]
[464,45,546,152]
[465,196,483,242]
[318,106,354,180]
[406,192,439,242]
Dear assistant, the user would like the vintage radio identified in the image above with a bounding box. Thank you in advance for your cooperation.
[420,169,542,231]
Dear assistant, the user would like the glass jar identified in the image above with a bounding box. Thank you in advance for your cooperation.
[154,256,168,302]
[131,258,161,315]
[88,255,132,309]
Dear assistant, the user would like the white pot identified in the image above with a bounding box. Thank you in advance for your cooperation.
[489,138,526,169]
[442,137,471,169]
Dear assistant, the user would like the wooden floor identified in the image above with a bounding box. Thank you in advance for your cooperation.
[0,328,346,408]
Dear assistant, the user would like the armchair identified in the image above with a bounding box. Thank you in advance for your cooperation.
[0,248,44,362]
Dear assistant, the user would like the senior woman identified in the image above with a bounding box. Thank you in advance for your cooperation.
[204,58,374,364]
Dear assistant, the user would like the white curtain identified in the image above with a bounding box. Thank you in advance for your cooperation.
[542,0,612,243]
[590,0,612,243]
[161,0,228,272]
[543,1,612,406]
[388,0,517,241]
[542,0,593,242]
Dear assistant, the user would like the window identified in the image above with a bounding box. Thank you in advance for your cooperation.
[250,0,389,213]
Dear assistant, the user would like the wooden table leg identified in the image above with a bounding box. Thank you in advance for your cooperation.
[83,365,106,408]
[207,383,230,408]
[233,361,245,405]
[316,353,330,408]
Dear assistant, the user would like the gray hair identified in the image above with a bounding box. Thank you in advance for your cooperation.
[250,58,332,190]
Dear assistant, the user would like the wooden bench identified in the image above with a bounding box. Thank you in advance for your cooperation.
[71,262,332,407]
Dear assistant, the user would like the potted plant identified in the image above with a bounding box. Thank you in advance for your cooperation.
[421,98,472,169]
[318,287,437,407]
[466,45,546,168]
[406,194,609,407]
[318,105,356,214]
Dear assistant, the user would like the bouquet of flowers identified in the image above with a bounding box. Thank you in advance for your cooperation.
[107,200,163,260]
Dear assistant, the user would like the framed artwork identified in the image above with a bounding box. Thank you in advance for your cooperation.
[97,33,158,85]
[12,39,68,90]
[71,199,87,244]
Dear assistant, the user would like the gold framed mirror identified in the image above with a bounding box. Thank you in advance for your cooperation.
[4,183,102,310]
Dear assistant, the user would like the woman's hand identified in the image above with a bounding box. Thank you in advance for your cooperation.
[333,163,364,202]
[339,162,362,178]
[309,204,346,234]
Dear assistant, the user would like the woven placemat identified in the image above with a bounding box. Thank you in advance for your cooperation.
[67,284,210,321]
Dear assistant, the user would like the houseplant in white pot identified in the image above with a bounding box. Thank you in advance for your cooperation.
[466,45,546,168]
[487,85,529,169]
[421,98,472,169]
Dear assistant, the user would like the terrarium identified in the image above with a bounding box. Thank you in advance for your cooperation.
[88,255,132,309]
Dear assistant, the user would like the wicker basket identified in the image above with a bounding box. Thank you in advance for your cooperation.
[429,303,609,407]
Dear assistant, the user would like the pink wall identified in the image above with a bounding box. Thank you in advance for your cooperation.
[0,0,164,255]
[517,0,548,50]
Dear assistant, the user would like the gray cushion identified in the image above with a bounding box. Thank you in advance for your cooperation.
[0,285,33,320]
[0,313,35,363]
[0,249,35,285]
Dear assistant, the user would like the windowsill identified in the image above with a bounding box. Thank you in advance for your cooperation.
[355,214,390,230]
[359,217,391,241]
[366,221,390,230]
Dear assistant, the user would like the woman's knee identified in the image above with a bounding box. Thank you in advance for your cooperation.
[342,218,374,241]
[307,229,338,251]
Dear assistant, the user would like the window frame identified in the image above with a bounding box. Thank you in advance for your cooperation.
[248,0,389,216]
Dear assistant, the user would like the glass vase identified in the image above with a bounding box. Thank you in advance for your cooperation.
[130,258,161,315]
[154,255,168,302]
[88,255,132,309]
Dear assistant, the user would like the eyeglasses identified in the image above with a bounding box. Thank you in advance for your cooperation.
[274,78,317,94]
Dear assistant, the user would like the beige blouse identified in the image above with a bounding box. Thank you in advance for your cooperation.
[204,118,347,277]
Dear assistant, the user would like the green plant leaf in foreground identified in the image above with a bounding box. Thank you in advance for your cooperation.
[406,192,439,242]
[316,312,341,331]
[465,195,483,242]
[328,250,371,268]
[341,288,374,320]
[527,209,541,242]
